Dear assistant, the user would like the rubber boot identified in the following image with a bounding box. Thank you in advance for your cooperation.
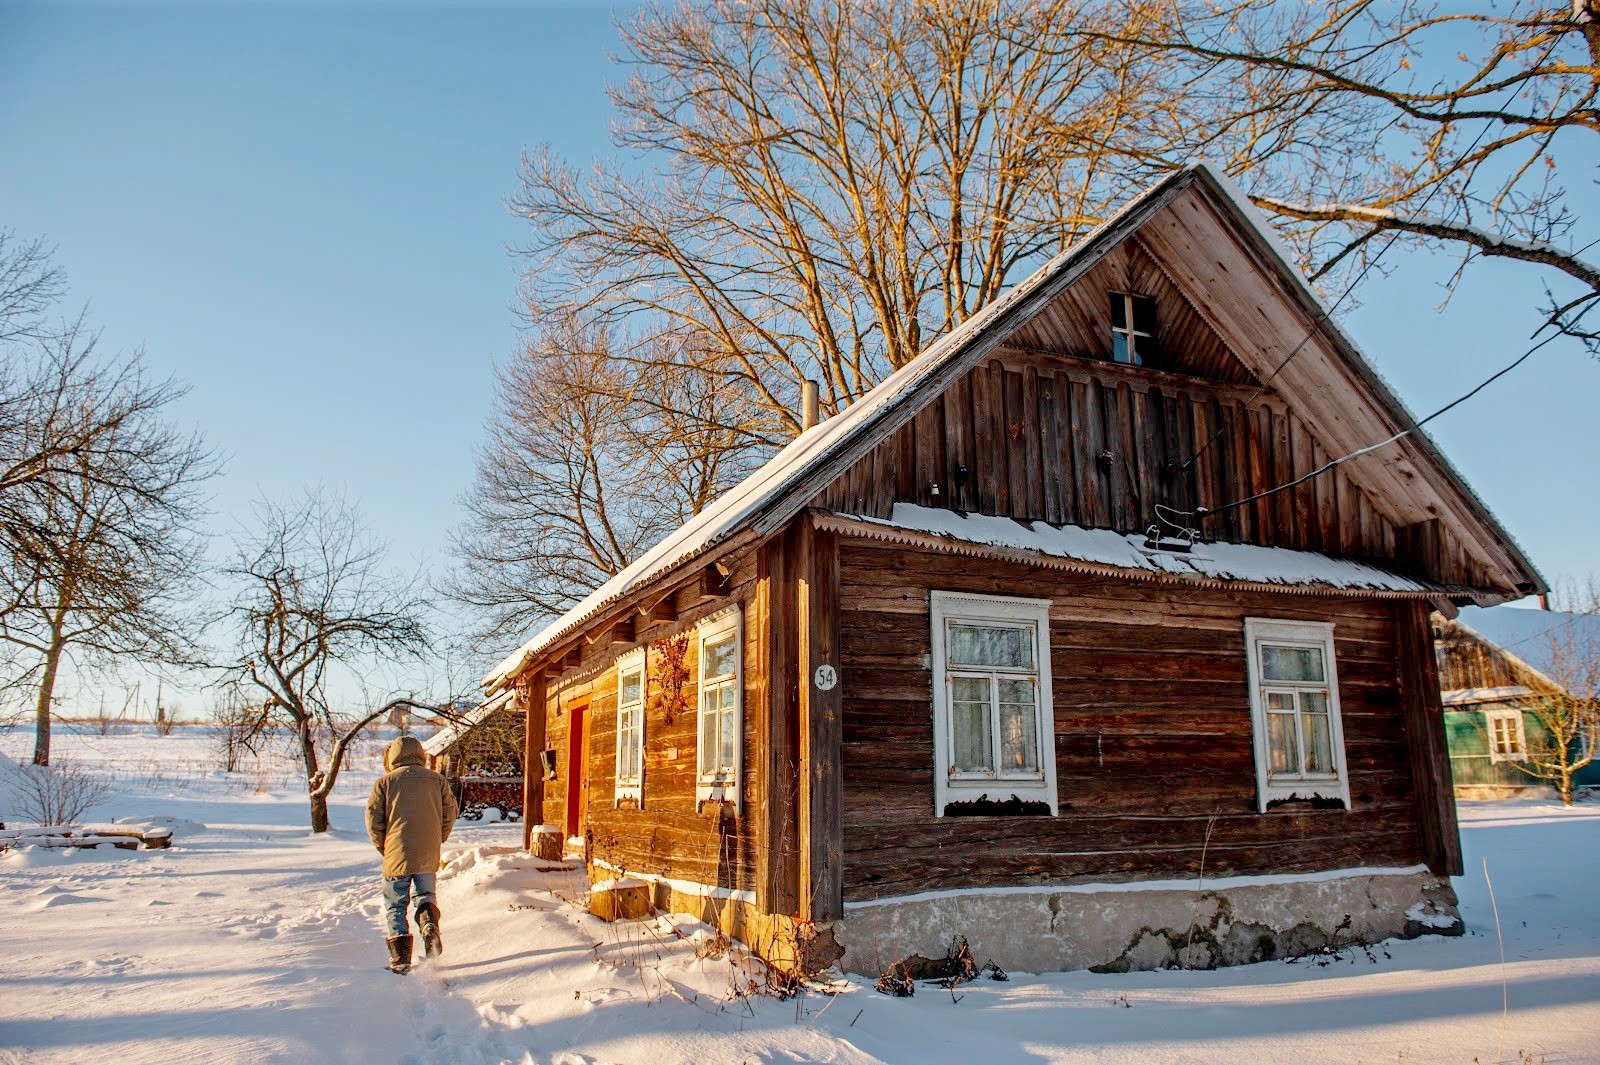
[386,935,413,974]
[417,902,443,958]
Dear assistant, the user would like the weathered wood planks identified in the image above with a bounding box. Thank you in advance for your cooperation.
[835,539,1436,902]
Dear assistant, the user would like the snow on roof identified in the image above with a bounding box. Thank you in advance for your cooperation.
[1454,604,1600,683]
[1440,685,1533,707]
[842,503,1429,593]
[422,688,514,758]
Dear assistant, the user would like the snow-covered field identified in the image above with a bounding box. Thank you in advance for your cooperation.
[2,726,1597,1065]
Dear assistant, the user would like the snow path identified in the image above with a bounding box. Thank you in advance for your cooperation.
[0,790,486,1064]
[2,730,1598,1064]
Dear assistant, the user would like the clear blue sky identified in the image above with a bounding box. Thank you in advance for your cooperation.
[2,1,1596,715]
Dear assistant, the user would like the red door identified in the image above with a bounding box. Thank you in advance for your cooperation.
[565,701,590,839]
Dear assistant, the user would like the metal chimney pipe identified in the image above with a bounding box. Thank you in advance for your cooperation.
[801,379,820,431]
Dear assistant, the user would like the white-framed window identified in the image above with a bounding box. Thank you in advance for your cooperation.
[695,608,743,809]
[1485,707,1526,763]
[930,591,1058,816]
[614,647,646,806]
[1245,618,1351,811]
[1110,292,1160,365]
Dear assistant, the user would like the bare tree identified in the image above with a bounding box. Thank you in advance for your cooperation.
[0,325,212,766]
[472,0,1205,630]
[1505,583,1600,805]
[223,490,441,832]
[212,687,267,774]
[4,758,110,827]
[0,229,66,345]
[1073,0,1600,348]
[449,318,764,638]
[0,236,195,520]
[512,0,1195,438]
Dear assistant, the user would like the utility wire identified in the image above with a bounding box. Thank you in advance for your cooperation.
[1157,326,1562,529]
[1178,108,1505,474]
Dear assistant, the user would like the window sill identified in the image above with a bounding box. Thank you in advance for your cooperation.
[939,787,1055,818]
[695,780,740,812]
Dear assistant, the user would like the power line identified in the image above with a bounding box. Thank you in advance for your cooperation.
[1157,326,1562,529]
[1179,110,1506,474]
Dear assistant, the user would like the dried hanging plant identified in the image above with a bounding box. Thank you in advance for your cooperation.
[646,632,691,725]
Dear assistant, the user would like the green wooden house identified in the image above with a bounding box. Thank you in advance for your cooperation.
[1435,605,1600,798]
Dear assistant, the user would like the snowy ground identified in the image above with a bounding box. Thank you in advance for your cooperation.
[2,727,1598,1065]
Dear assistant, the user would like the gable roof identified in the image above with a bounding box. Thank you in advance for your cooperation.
[485,163,1543,690]
[1455,604,1600,687]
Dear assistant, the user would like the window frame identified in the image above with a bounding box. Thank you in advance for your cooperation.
[1485,707,1527,763]
[1244,618,1352,812]
[929,591,1058,817]
[613,646,646,807]
[1109,291,1158,366]
[694,607,743,810]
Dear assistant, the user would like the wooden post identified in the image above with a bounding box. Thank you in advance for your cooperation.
[756,533,802,917]
[798,519,843,922]
[520,669,548,853]
[1395,601,1463,876]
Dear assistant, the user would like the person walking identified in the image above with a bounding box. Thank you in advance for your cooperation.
[366,734,458,974]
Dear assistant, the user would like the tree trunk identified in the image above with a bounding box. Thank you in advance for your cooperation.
[309,791,330,833]
[292,715,330,833]
[31,627,68,766]
[1560,770,1573,807]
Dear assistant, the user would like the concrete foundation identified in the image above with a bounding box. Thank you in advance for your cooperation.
[833,869,1461,976]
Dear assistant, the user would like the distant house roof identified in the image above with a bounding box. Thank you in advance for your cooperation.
[1455,604,1600,685]
[1440,684,1534,707]
[422,688,513,758]
[484,163,1543,692]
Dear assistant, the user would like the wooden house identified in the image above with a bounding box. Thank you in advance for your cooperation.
[423,693,526,821]
[481,165,1544,975]
[1434,605,1600,799]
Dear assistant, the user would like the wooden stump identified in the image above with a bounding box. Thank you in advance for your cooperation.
[532,825,563,862]
[589,878,652,922]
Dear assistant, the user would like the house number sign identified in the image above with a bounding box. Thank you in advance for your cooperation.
[813,664,838,691]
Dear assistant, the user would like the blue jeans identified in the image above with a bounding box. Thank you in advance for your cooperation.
[381,873,436,939]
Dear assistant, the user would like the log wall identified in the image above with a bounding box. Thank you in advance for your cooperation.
[838,539,1436,901]
[538,553,763,894]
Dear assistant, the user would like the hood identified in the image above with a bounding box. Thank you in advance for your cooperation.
[385,735,428,771]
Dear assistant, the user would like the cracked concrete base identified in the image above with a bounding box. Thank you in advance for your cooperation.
[834,871,1461,976]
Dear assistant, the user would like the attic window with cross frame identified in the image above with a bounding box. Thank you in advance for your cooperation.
[1110,292,1159,365]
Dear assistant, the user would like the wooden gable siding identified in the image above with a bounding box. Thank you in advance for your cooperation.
[836,540,1430,900]
[1433,617,1547,694]
[1006,237,1254,385]
[815,351,1494,591]
[538,553,763,894]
